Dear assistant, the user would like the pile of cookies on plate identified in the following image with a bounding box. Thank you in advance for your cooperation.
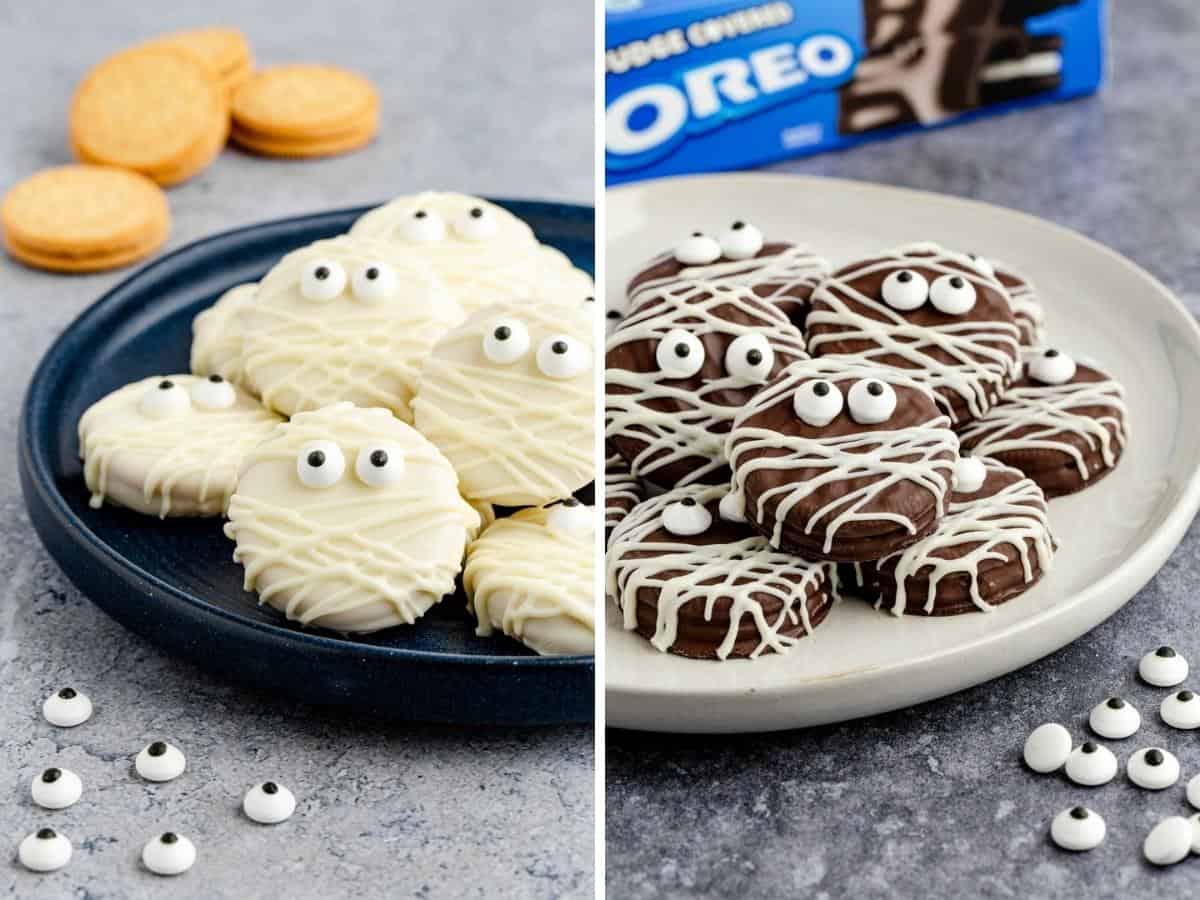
[605,224,1129,661]
[77,192,596,657]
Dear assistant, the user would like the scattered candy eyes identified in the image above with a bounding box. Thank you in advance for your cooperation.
[299,259,347,302]
[1050,807,1105,852]
[716,221,764,260]
[952,455,986,494]
[1023,722,1071,773]
[661,497,712,537]
[536,335,591,379]
[452,206,498,241]
[673,232,722,266]
[42,687,92,728]
[928,273,977,315]
[243,781,297,824]
[355,443,405,488]
[655,329,705,379]
[1160,690,1200,730]
[296,441,346,489]
[18,828,72,872]
[135,740,187,783]
[1088,696,1141,740]
[140,379,192,419]
[397,209,446,242]
[1127,746,1180,790]
[1064,741,1118,786]
[1139,645,1189,687]
[142,832,196,876]
[31,767,82,810]
[546,499,593,537]
[846,378,897,425]
[1028,348,1077,386]
[190,374,236,410]
[724,333,774,385]
[880,269,928,311]
[482,317,531,364]
[1144,817,1193,866]
[350,261,399,304]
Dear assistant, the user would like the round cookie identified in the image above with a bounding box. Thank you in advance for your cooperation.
[78,374,282,517]
[957,348,1128,497]
[807,242,1021,425]
[413,299,593,506]
[142,27,253,95]
[606,280,808,490]
[869,456,1055,615]
[627,222,830,328]
[607,485,837,660]
[190,282,256,383]
[726,357,959,561]
[463,502,594,656]
[604,447,642,544]
[225,402,478,633]
[237,235,461,421]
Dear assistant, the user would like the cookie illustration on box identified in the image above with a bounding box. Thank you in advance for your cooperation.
[78,374,282,518]
[807,242,1021,425]
[861,0,1006,52]
[413,299,594,507]
[957,348,1128,497]
[464,501,594,657]
[604,446,642,544]
[626,223,830,328]
[225,403,479,633]
[606,280,807,490]
[869,455,1056,616]
[977,32,1064,106]
[725,357,959,562]
[608,485,838,661]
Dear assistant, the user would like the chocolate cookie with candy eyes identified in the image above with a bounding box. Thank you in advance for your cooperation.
[606,281,807,490]
[806,242,1021,425]
[626,222,831,328]
[868,455,1056,616]
[725,358,959,562]
[957,348,1128,498]
[607,485,837,661]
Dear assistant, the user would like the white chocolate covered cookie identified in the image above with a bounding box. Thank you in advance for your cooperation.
[78,374,282,517]
[463,501,594,656]
[190,282,256,383]
[413,300,594,507]
[224,403,479,633]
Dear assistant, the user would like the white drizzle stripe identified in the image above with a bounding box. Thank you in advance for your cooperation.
[605,281,807,487]
[605,451,642,536]
[727,358,958,554]
[956,370,1128,480]
[808,246,1020,422]
[607,485,836,660]
[994,261,1045,347]
[190,283,256,383]
[875,459,1055,615]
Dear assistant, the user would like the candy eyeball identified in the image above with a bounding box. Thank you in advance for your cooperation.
[136,740,186,782]
[718,491,746,523]
[662,497,712,536]
[847,378,897,425]
[31,767,82,809]
[881,269,928,311]
[969,254,996,279]
[546,498,593,538]
[1050,807,1105,852]
[1127,747,1180,790]
[1139,645,1188,687]
[1089,696,1141,740]
[18,828,72,872]
[673,232,722,266]
[952,455,987,494]
[655,328,705,379]
[1161,690,1200,730]
[536,335,591,379]
[724,333,775,385]
[42,687,92,727]
[1023,722,1071,773]
[142,832,196,876]
[482,317,530,364]
[453,206,498,241]
[243,781,296,824]
[793,379,844,427]
[717,221,764,260]
[296,440,346,489]
[929,273,977,315]
[300,259,347,302]
[140,379,192,419]
[355,443,405,488]
[1144,816,1193,866]
[1064,741,1118,786]
[397,209,446,242]
[351,262,398,304]
[1028,348,1077,385]
[190,374,236,410]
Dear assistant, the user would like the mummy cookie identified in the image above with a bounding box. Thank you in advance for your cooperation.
[807,242,1020,425]
[190,282,256,383]
[413,300,594,507]
[627,224,830,327]
[957,350,1128,498]
[869,457,1054,615]
[350,191,591,314]
[463,502,595,656]
[607,485,837,660]
[606,280,807,490]
[990,260,1045,347]
[236,236,461,422]
[225,403,479,632]
[78,374,283,517]
[604,447,642,544]
[726,358,958,561]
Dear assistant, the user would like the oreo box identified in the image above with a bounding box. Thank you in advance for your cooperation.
[605,0,1105,184]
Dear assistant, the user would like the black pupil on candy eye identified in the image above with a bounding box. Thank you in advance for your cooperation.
[370,450,388,468]
[470,208,483,218]
[1107,697,1124,709]
[414,210,427,219]
[494,326,511,341]
[149,742,166,756]
[897,271,912,283]
[1146,749,1164,765]
[43,768,60,782]
[585,296,594,303]
[606,311,621,320]
[263,782,278,794]
[314,267,329,280]
[208,374,223,383]
[691,231,702,237]
[746,349,763,366]
[867,382,884,396]
[161,833,178,844]
[681,498,696,507]
[731,221,745,230]
[37,829,55,840]
[366,267,379,280]
[159,380,173,390]
[59,688,75,699]
[1157,646,1176,657]
[563,498,579,507]
[307,451,325,468]
[1070,808,1087,820]
[1082,742,1097,753]
[813,382,830,397]
[949,276,964,289]
[674,343,690,358]
[552,341,568,355]
[1181,691,1196,701]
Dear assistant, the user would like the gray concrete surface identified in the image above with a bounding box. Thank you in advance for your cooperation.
[605,1,1200,897]
[0,2,593,898]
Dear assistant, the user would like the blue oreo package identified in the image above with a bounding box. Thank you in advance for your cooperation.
[605,0,1105,184]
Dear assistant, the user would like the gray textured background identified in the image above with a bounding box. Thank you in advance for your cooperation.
[0,2,593,898]
[606,2,1200,898]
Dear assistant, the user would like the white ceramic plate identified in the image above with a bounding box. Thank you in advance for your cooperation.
[605,173,1200,734]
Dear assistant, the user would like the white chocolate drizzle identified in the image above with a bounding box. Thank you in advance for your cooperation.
[993,261,1045,347]
[604,450,642,538]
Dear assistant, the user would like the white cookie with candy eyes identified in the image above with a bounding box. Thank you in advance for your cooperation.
[190,282,257,385]
[413,300,594,507]
[78,374,283,518]
[224,403,479,633]
[463,502,594,656]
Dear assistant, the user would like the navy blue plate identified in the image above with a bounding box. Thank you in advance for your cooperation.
[19,200,594,726]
